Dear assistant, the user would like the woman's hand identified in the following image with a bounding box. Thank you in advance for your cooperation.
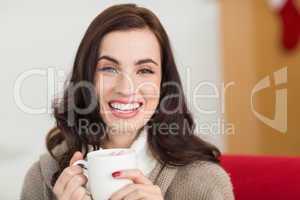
[109,169,163,200]
[53,151,91,200]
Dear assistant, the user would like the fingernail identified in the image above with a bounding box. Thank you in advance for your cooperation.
[112,171,121,177]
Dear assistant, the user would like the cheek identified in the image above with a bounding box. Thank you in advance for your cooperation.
[95,75,115,103]
[138,79,161,105]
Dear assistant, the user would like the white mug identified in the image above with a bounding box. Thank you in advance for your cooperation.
[73,148,137,200]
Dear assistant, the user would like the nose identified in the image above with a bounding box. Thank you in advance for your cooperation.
[115,72,136,97]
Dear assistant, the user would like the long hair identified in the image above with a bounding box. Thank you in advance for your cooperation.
[46,3,220,186]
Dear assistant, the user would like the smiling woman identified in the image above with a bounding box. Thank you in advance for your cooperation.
[95,29,162,143]
[21,3,234,200]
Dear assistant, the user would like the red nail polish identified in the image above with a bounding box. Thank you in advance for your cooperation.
[112,171,121,177]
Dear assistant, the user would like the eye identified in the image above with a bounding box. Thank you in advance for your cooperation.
[138,68,154,74]
[97,66,118,73]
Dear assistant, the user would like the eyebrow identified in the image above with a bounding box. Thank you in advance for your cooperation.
[97,55,159,66]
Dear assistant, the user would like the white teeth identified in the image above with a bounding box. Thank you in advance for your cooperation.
[110,103,141,111]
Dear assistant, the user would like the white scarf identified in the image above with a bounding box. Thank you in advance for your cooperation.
[128,128,157,177]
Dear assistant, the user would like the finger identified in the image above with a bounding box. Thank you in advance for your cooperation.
[110,184,144,200]
[110,184,159,200]
[53,165,83,197]
[70,186,90,200]
[122,188,148,200]
[82,194,92,200]
[61,174,87,200]
[112,169,152,185]
[70,151,84,166]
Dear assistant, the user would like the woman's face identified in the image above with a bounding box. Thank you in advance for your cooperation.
[94,28,162,134]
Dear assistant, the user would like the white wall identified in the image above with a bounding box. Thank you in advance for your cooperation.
[0,0,222,198]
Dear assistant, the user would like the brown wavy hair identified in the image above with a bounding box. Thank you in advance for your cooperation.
[46,3,221,186]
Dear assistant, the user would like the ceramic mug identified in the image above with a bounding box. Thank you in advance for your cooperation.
[73,148,137,200]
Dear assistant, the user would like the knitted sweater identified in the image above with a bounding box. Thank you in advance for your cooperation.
[20,143,235,200]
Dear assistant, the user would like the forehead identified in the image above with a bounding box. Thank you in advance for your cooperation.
[99,28,161,64]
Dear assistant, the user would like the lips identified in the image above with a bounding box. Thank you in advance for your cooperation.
[108,99,143,119]
[109,102,141,111]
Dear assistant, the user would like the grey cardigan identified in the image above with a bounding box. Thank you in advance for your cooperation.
[21,144,235,200]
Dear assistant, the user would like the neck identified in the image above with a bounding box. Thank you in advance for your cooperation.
[102,128,141,149]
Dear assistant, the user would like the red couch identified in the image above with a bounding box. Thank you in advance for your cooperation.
[220,155,300,200]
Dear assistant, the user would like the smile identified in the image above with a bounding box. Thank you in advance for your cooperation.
[108,100,143,119]
[109,102,141,111]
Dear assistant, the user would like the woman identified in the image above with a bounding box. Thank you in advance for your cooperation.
[21,4,234,200]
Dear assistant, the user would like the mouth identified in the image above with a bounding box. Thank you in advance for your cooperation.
[108,100,143,119]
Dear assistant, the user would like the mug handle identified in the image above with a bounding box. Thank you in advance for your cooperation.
[72,160,89,178]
